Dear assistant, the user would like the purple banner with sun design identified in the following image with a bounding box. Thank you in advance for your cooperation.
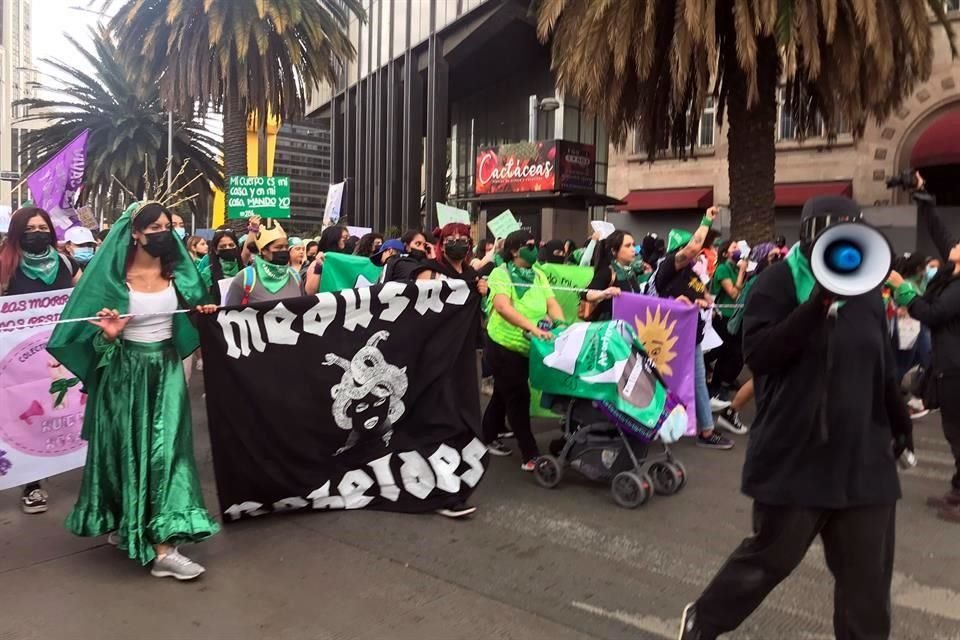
[613,293,698,436]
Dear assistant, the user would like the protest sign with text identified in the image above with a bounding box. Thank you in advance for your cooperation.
[0,289,87,490]
[227,176,291,219]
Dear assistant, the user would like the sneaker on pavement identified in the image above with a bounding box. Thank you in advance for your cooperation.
[678,603,715,640]
[150,550,206,581]
[487,439,513,457]
[520,459,537,472]
[907,396,925,412]
[697,431,734,450]
[107,532,120,547]
[21,488,48,514]
[709,396,731,412]
[927,489,960,508]
[937,503,960,524]
[436,502,478,519]
[910,407,930,420]
[716,407,749,435]
[498,431,515,439]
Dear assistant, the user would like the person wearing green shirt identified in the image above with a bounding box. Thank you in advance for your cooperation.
[483,230,565,471]
[707,240,749,408]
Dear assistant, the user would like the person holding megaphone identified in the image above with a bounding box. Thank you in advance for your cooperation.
[678,195,913,640]
[887,172,960,524]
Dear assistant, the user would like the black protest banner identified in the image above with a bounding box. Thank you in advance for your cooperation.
[197,280,487,521]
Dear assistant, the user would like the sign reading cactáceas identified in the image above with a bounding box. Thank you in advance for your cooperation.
[227,176,291,219]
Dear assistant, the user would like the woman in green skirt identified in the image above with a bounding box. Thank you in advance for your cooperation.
[48,201,220,580]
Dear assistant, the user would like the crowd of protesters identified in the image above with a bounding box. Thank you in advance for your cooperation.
[2,179,959,589]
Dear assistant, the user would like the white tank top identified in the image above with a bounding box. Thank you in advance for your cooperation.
[124,284,177,343]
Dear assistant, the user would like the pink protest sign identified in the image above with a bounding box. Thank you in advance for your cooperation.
[0,289,87,489]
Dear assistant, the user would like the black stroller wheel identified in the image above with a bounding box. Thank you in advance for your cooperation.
[610,471,651,509]
[534,456,563,489]
[668,460,688,491]
[649,462,684,496]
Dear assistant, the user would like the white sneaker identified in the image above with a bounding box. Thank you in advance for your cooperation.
[150,550,206,581]
[710,396,731,412]
[107,532,120,547]
[436,503,477,518]
[907,396,925,412]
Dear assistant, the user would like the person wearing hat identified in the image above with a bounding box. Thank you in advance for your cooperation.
[678,196,912,640]
[288,237,307,273]
[47,201,219,580]
[64,225,98,268]
[223,218,302,306]
[647,206,734,451]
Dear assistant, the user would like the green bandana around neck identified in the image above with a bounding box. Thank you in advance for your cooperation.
[612,260,635,283]
[19,247,59,285]
[506,261,536,299]
[254,256,292,293]
[785,243,816,303]
[220,258,240,279]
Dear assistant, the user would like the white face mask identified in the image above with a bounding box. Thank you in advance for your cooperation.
[174,227,187,240]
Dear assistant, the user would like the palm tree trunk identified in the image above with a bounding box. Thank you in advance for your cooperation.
[223,92,248,181]
[727,36,779,244]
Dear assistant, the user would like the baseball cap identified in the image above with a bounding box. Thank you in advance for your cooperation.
[64,226,96,245]
[372,238,404,266]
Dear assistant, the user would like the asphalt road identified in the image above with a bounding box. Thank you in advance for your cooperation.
[2,376,959,640]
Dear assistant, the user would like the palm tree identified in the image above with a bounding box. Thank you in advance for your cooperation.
[16,26,223,223]
[538,1,956,242]
[103,0,364,182]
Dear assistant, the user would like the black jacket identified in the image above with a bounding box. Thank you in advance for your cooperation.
[907,198,960,375]
[740,261,908,508]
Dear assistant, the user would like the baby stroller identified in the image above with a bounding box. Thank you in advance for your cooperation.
[529,321,689,509]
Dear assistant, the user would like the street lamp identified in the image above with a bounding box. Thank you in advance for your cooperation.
[528,95,562,140]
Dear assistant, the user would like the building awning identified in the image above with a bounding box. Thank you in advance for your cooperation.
[911,110,960,168]
[774,181,852,207]
[465,191,624,207]
[613,187,714,212]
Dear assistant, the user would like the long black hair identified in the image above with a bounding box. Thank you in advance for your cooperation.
[130,202,179,279]
[319,225,346,253]
[596,230,632,274]
[500,230,534,262]
[209,229,240,284]
[354,233,383,257]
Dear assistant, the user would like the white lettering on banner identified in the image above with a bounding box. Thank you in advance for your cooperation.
[218,308,267,358]
[338,469,375,509]
[263,304,300,346]
[398,451,437,499]
[377,282,409,322]
[218,282,471,360]
[342,288,373,331]
[302,295,338,337]
[225,438,487,521]
[429,444,462,493]
[367,453,401,501]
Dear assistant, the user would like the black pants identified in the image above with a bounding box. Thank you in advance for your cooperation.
[481,340,540,462]
[696,502,896,640]
[706,315,742,394]
[937,376,960,490]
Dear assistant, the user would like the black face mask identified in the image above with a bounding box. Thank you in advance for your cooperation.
[268,250,291,266]
[219,247,240,261]
[444,241,469,262]
[408,248,427,261]
[141,231,178,258]
[20,231,52,255]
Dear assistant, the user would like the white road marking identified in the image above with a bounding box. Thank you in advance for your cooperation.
[570,601,675,639]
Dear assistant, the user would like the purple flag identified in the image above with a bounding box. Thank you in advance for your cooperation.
[26,130,90,239]
[614,293,698,436]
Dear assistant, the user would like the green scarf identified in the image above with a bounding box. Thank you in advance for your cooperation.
[785,243,816,303]
[612,260,636,284]
[48,201,211,388]
[220,258,240,279]
[20,247,59,285]
[506,261,536,299]
[254,256,293,294]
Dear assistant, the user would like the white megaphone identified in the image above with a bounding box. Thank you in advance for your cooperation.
[809,221,893,297]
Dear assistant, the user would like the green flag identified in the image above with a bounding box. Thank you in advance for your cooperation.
[319,253,383,293]
[529,321,688,443]
[535,263,593,324]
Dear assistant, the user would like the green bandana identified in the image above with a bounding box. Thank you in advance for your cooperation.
[667,229,692,253]
[220,258,240,279]
[254,256,293,294]
[785,243,816,303]
[612,260,635,283]
[894,281,919,307]
[19,247,59,285]
[507,261,536,299]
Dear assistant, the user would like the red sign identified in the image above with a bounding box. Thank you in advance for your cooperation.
[474,141,557,195]
[474,140,596,195]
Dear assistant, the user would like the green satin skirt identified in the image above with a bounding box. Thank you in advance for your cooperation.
[66,339,219,565]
